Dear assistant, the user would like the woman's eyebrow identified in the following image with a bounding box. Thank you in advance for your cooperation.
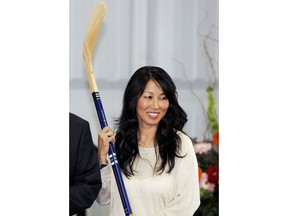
[143,91,165,94]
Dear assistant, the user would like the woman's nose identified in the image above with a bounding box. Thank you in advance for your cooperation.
[151,98,160,109]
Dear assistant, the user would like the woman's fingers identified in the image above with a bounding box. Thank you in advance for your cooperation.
[97,127,116,160]
[100,126,115,142]
[99,127,115,142]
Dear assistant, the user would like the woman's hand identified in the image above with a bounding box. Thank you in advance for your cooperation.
[97,126,115,164]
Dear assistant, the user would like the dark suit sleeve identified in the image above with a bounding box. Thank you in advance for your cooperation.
[69,114,102,215]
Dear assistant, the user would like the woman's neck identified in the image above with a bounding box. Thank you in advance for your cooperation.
[138,126,157,148]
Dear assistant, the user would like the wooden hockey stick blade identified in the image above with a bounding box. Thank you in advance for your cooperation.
[83,1,106,92]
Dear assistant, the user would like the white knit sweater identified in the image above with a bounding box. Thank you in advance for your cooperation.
[96,131,200,216]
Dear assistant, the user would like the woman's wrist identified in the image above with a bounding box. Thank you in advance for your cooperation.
[99,157,108,169]
[99,159,108,165]
[98,153,108,164]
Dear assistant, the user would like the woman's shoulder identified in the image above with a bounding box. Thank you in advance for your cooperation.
[177,131,192,143]
[176,131,194,152]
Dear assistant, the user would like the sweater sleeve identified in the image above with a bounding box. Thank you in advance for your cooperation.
[155,133,200,215]
[96,163,112,205]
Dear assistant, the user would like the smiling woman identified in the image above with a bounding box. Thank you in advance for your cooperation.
[136,79,169,130]
[96,66,201,216]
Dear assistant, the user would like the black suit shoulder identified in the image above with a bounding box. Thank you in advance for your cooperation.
[70,112,88,131]
[69,112,101,215]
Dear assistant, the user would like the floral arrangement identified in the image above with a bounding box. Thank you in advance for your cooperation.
[192,86,219,216]
[192,132,219,216]
[186,20,218,215]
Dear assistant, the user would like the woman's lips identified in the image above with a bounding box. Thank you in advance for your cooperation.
[147,112,160,119]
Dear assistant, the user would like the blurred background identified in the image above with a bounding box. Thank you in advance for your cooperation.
[70,0,218,215]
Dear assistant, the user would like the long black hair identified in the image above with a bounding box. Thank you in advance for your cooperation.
[115,66,188,177]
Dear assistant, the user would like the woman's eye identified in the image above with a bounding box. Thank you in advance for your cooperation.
[160,96,167,100]
[144,96,152,99]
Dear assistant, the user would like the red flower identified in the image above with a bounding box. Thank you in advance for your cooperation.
[198,167,203,181]
[207,166,219,184]
[213,131,219,145]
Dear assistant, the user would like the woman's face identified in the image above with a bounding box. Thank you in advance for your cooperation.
[136,79,169,129]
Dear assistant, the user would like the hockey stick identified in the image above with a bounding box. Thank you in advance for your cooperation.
[82,2,133,216]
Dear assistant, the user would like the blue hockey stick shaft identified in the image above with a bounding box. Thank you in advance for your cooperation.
[92,91,133,216]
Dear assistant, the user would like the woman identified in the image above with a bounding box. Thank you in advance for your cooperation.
[96,66,200,215]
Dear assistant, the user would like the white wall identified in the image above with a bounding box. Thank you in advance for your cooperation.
[70,0,218,215]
